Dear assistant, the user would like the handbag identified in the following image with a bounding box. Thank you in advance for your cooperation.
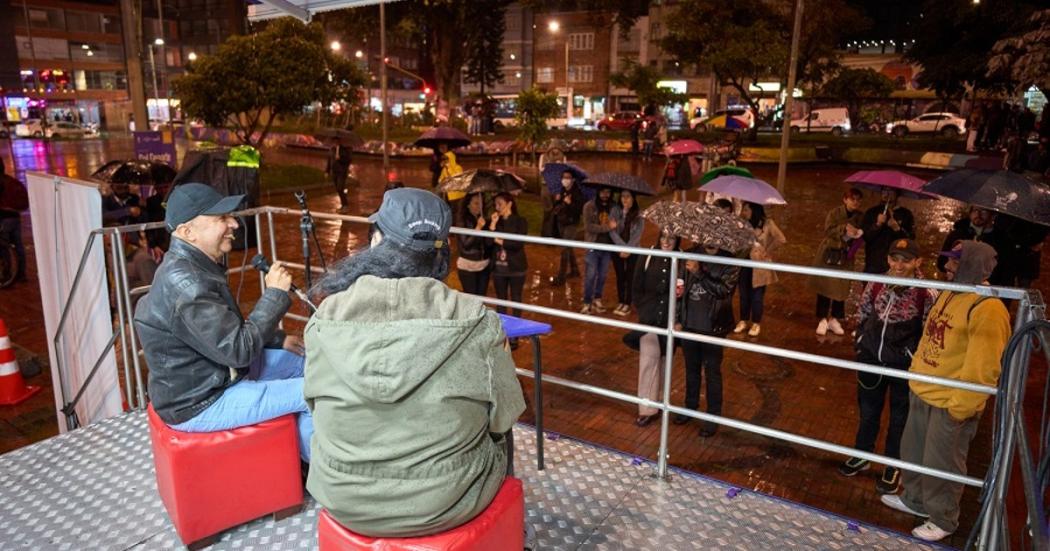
[822,247,845,266]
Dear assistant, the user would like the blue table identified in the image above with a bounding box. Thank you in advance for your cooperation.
[499,313,553,470]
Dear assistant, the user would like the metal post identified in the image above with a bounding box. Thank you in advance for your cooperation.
[775,0,803,195]
[108,234,134,410]
[113,234,146,407]
[380,0,389,173]
[147,46,161,122]
[154,0,169,122]
[118,0,149,129]
[656,256,679,478]
[255,213,266,296]
[21,1,41,92]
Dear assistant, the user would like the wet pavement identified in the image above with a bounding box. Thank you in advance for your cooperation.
[1,136,1047,548]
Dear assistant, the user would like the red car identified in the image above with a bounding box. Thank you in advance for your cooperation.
[596,111,642,131]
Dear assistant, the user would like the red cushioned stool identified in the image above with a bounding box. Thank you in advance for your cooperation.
[147,404,304,549]
[317,477,524,551]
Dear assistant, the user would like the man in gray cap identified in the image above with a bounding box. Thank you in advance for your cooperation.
[881,240,1011,541]
[134,183,313,461]
[304,188,525,538]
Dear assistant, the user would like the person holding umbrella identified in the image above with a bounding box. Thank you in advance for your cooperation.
[609,189,644,316]
[545,169,585,286]
[455,193,491,296]
[580,186,617,314]
[734,202,786,337]
[326,136,353,214]
[860,188,915,274]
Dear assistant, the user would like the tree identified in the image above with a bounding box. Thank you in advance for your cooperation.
[173,18,365,147]
[987,9,1050,93]
[609,59,688,110]
[515,87,561,169]
[819,68,895,128]
[463,1,508,95]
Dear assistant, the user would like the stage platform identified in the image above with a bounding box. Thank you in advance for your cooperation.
[0,412,947,550]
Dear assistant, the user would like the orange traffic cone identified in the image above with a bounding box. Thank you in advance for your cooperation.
[0,318,41,405]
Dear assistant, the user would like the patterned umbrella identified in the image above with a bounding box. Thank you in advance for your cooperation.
[582,172,657,196]
[664,139,704,156]
[923,169,1050,227]
[699,165,753,185]
[439,169,525,194]
[413,126,472,149]
[314,128,364,147]
[641,201,757,253]
[845,170,935,200]
[701,175,786,205]
[542,162,595,200]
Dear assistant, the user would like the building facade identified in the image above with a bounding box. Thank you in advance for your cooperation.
[532,9,614,124]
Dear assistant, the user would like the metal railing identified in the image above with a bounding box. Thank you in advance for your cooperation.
[57,204,1045,549]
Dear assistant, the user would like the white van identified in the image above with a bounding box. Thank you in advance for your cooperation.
[790,107,851,136]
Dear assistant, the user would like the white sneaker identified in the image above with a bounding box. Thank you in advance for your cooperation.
[580,304,592,315]
[828,318,845,335]
[912,521,952,542]
[748,323,761,337]
[733,320,749,333]
[816,318,829,336]
[613,304,629,317]
[592,299,607,313]
[880,494,930,518]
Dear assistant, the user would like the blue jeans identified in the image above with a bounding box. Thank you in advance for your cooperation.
[173,349,313,462]
[583,249,612,304]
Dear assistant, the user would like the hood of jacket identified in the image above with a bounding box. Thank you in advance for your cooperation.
[307,275,488,403]
[954,240,997,285]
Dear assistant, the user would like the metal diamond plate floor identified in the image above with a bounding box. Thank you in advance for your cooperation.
[0,412,948,550]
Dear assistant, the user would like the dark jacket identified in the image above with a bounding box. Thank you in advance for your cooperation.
[678,252,739,337]
[936,217,1002,274]
[854,278,935,368]
[328,144,352,172]
[490,214,528,276]
[133,238,289,425]
[582,199,615,243]
[102,192,143,226]
[551,184,585,228]
[632,249,674,327]
[860,204,915,274]
[456,210,489,262]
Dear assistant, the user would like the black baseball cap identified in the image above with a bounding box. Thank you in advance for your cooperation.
[887,238,920,260]
[164,183,244,232]
[367,188,451,251]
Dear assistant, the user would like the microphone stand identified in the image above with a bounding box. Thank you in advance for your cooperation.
[294,191,314,288]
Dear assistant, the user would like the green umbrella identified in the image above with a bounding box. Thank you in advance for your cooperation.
[699,165,752,185]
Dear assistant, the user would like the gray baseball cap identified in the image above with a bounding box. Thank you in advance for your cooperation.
[164,183,244,232]
[367,188,451,251]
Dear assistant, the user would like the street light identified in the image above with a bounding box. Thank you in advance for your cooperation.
[548,20,571,120]
[355,50,364,59]
[187,52,197,62]
[547,20,559,33]
[330,40,341,52]
[147,39,164,123]
[154,37,164,46]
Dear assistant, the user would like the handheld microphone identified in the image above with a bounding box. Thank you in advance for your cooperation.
[250,254,317,312]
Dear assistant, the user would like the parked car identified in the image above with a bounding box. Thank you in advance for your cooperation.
[46,121,99,139]
[790,107,851,136]
[15,119,45,138]
[690,107,755,131]
[885,112,967,138]
[596,111,642,131]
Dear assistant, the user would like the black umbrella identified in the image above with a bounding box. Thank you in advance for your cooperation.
[923,169,1050,227]
[314,128,364,147]
[90,159,176,187]
[582,172,657,196]
[414,126,471,150]
[439,169,525,194]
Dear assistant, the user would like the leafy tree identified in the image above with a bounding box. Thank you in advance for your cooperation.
[987,9,1050,93]
[463,2,508,95]
[515,87,561,169]
[609,59,688,110]
[173,18,365,147]
[819,68,895,128]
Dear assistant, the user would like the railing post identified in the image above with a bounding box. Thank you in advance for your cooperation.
[255,213,266,297]
[656,257,679,479]
[108,233,134,411]
[113,234,146,408]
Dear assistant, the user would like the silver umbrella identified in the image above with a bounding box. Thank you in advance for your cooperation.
[641,201,756,253]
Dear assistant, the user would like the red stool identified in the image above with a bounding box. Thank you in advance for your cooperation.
[317,477,524,551]
[147,405,304,549]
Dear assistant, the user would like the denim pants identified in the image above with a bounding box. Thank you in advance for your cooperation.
[583,249,612,304]
[173,349,313,462]
[854,371,910,459]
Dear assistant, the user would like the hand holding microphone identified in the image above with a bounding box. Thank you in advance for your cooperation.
[251,254,317,312]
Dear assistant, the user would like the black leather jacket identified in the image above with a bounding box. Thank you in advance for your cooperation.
[678,253,740,337]
[133,238,290,425]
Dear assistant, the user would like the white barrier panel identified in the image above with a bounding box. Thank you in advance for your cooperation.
[27,172,120,431]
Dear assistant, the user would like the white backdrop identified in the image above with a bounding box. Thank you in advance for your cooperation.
[27,172,121,432]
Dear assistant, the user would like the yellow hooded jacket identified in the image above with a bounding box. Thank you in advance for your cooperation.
[908,291,1011,421]
[440,151,465,201]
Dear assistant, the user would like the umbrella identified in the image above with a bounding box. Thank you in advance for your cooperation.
[542,162,595,200]
[923,169,1050,227]
[641,201,757,253]
[413,126,471,150]
[664,139,704,156]
[314,128,364,147]
[582,172,656,196]
[439,169,525,194]
[701,175,786,205]
[845,170,934,200]
[699,165,753,185]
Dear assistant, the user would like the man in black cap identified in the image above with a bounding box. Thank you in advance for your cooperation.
[134,183,313,461]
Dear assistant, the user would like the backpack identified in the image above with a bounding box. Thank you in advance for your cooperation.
[0,175,29,212]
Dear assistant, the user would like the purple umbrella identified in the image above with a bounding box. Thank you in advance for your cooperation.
[700,175,786,205]
[414,126,472,149]
[845,170,935,200]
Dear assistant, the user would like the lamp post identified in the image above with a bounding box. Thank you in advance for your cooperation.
[548,20,572,122]
[148,38,164,125]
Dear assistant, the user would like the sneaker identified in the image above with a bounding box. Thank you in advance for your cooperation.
[620,305,631,316]
[912,521,952,542]
[592,299,607,313]
[733,320,749,333]
[880,494,930,518]
[828,318,845,335]
[816,318,829,336]
[613,304,629,317]
[837,457,870,476]
[876,466,901,494]
[748,323,761,337]
[580,304,592,315]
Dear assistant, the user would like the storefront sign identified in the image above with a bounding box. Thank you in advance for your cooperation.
[133,131,176,166]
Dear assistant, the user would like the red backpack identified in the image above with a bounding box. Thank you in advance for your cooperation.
[0,175,29,212]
